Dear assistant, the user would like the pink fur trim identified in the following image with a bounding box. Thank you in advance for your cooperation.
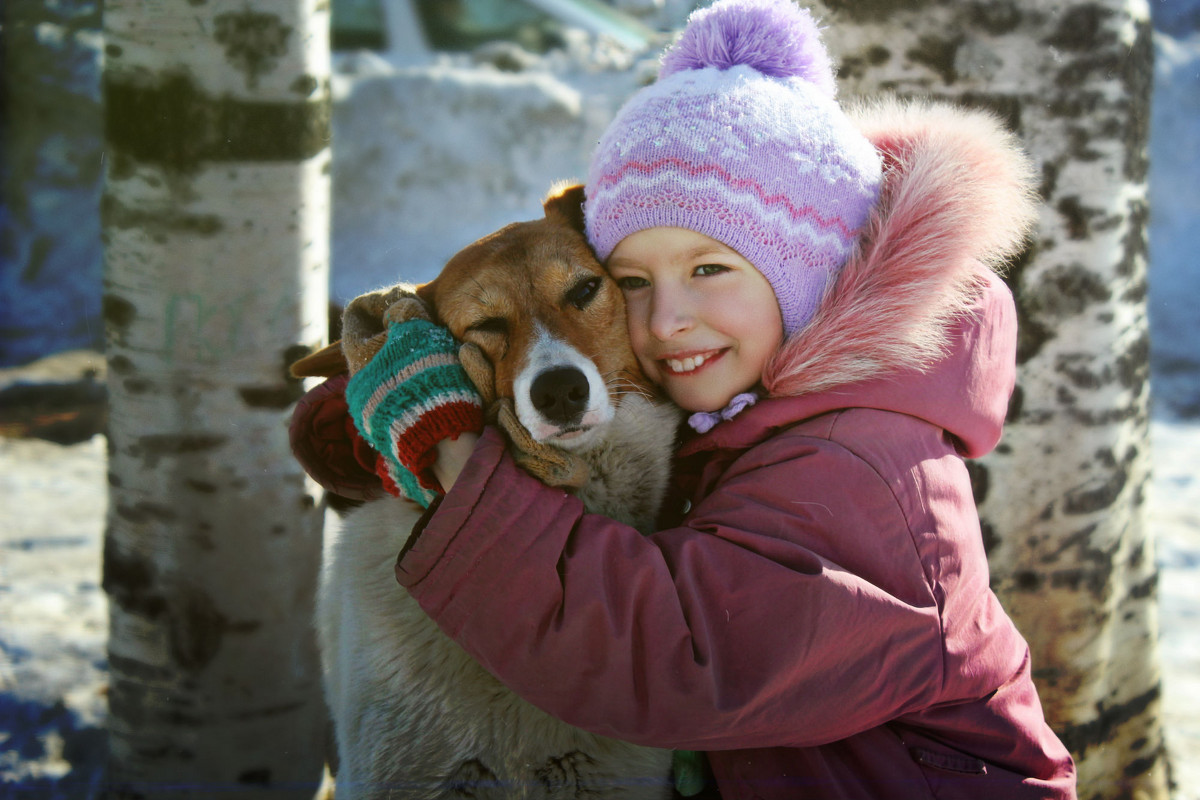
[762,100,1039,398]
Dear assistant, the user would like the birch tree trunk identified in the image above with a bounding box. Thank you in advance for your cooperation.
[101,1,330,796]
[815,1,1165,797]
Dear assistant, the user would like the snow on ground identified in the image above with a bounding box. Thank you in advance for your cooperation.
[0,435,108,796]
[1151,420,1200,798]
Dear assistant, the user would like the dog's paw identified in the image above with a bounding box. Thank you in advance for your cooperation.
[459,342,497,407]
[495,399,589,489]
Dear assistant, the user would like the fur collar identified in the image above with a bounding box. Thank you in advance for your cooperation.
[762,99,1039,398]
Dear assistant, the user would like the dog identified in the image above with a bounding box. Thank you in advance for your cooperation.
[292,184,681,799]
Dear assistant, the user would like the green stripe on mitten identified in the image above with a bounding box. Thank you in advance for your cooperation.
[345,318,483,499]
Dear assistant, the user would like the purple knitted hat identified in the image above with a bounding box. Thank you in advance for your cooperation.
[585,0,883,336]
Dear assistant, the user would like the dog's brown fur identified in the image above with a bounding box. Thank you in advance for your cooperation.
[301,185,680,799]
[418,188,632,408]
[293,185,633,401]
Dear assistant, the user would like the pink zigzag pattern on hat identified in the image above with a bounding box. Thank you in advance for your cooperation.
[595,156,862,240]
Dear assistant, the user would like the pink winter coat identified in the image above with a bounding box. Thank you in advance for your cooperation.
[395,101,1077,799]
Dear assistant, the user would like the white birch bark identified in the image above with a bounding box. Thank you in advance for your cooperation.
[815,0,1166,796]
[101,2,330,796]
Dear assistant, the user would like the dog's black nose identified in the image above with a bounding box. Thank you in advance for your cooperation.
[531,367,590,424]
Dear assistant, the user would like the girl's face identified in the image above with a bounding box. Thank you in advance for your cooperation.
[607,227,784,413]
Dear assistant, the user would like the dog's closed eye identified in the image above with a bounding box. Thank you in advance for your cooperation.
[565,276,601,310]
[468,317,509,336]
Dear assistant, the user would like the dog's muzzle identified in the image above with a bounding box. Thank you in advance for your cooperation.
[530,367,590,425]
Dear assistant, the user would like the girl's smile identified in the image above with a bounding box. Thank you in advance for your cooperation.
[661,348,725,376]
[607,227,784,413]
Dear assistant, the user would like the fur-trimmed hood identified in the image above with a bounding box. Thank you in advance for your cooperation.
[689,100,1038,459]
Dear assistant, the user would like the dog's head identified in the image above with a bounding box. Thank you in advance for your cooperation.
[417,183,648,448]
[291,184,652,451]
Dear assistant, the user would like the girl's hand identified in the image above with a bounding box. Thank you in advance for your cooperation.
[344,316,483,501]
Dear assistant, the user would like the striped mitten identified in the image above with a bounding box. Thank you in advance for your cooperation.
[345,317,483,497]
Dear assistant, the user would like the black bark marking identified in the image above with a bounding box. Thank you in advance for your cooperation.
[168,583,230,672]
[131,433,228,469]
[980,521,1000,556]
[1028,262,1112,318]
[102,194,224,236]
[821,0,933,23]
[1127,572,1157,600]
[106,653,174,685]
[109,355,137,375]
[213,11,292,89]
[1120,19,1154,182]
[239,384,303,409]
[104,540,237,671]
[966,460,989,505]
[955,92,1024,136]
[906,34,963,85]
[1055,197,1097,240]
[103,294,137,333]
[1116,329,1150,393]
[1123,752,1162,779]
[1120,198,1150,280]
[1056,685,1160,759]
[838,47,891,82]
[1063,453,1129,514]
[966,0,1023,35]
[103,537,166,619]
[104,72,330,172]
[283,343,315,374]
[1045,4,1117,52]
[1013,570,1044,592]
[115,501,178,524]
[1004,246,1055,366]
[290,74,319,97]
[1005,383,1024,423]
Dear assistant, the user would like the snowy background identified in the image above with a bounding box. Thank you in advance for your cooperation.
[1,0,1198,796]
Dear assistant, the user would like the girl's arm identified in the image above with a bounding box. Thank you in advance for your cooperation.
[399,425,955,752]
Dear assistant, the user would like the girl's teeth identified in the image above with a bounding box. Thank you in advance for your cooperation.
[668,354,706,373]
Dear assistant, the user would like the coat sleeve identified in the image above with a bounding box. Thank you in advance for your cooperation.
[397,425,947,751]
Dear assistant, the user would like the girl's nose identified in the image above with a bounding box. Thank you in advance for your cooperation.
[648,287,693,341]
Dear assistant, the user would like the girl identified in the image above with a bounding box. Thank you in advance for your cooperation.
[337,0,1078,796]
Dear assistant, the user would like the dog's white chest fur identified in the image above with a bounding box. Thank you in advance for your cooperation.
[317,395,681,799]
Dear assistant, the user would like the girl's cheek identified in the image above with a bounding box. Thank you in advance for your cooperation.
[623,301,649,354]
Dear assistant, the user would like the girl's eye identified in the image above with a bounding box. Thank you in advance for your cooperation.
[695,263,729,277]
[615,276,649,291]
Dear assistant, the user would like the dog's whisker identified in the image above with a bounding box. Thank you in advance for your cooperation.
[607,383,656,402]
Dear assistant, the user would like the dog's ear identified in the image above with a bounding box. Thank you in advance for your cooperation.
[414,280,441,324]
[542,182,587,234]
[289,342,349,378]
